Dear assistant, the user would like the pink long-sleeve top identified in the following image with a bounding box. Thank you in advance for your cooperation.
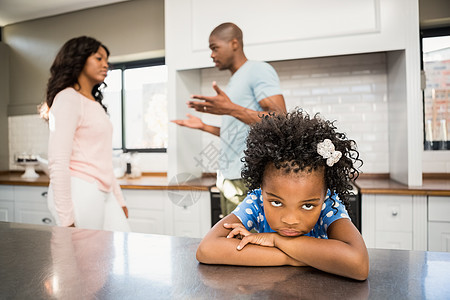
[48,87,125,226]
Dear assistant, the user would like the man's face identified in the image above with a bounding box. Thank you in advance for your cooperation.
[209,34,234,71]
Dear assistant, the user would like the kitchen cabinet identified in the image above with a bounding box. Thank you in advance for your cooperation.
[0,183,212,238]
[123,189,171,235]
[13,186,54,226]
[122,188,211,238]
[428,196,450,252]
[361,194,427,250]
[0,185,14,222]
[171,190,211,238]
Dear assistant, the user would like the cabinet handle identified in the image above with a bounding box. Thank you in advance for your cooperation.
[42,218,52,224]
[391,210,398,216]
[41,191,48,197]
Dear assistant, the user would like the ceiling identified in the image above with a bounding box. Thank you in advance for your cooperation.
[0,0,129,26]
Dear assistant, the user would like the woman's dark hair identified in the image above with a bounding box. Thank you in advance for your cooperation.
[40,36,109,120]
[241,109,362,206]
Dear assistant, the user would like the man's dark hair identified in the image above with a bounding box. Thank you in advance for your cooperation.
[210,22,243,48]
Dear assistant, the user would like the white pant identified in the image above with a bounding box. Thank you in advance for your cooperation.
[48,176,130,232]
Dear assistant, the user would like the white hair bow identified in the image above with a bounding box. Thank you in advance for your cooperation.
[317,139,342,167]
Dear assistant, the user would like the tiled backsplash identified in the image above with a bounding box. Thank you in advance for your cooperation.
[200,52,390,174]
[8,115,49,170]
[8,52,449,174]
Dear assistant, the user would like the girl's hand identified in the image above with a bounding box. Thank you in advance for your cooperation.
[224,223,278,250]
[236,232,277,250]
[223,223,251,239]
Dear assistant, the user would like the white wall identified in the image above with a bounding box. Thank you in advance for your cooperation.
[4,0,164,116]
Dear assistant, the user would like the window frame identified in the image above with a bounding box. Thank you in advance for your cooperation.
[420,26,450,151]
[108,57,167,153]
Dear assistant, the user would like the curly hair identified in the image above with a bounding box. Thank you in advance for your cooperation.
[241,109,362,206]
[40,36,109,120]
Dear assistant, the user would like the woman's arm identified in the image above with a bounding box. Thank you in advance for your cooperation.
[48,92,81,226]
[196,214,304,266]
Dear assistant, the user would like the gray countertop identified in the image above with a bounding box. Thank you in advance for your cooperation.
[1,221,449,299]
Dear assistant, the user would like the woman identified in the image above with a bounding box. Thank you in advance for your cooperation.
[41,36,130,231]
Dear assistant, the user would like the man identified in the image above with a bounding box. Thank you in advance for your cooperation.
[172,22,286,215]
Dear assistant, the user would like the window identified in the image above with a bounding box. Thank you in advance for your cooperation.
[103,59,168,152]
[421,27,450,151]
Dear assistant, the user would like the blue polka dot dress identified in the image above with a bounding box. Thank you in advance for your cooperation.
[232,188,351,239]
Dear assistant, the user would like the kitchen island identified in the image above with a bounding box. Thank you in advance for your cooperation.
[1,221,449,299]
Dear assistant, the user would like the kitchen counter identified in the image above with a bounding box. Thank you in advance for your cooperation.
[1,221,449,299]
[2,171,450,195]
[355,175,450,196]
[0,171,216,191]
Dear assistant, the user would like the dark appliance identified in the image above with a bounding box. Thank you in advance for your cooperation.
[210,185,361,232]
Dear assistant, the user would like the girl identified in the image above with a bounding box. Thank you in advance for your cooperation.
[196,109,369,280]
[41,36,130,232]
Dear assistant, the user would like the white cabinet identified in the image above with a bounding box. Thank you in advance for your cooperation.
[1,184,212,238]
[171,190,211,238]
[14,186,54,226]
[166,0,416,70]
[0,185,14,222]
[428,196,450,252]
[362,194,427,250]
[122,188,211,238]
[123,189,171,235]
[0,185,54,226]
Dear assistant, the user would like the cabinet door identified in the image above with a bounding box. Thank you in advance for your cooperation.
[14,186,49,202]
[127,210,165,235]
[0,201,14,222]
[14,201,55,226]
[122,189,170,235]
[362,194,414,250]
[428,196,450,252]
[428,196,450,222]
[375,231,413,250]
[14,186,54,226]
[0,185,14,222]
[122,189,212,237]
[428,222,450,252]
[374,195,413,250]
[173,202,202,238]
[171,190,211,238]
[0,185,14,201]
[375,195,412,232]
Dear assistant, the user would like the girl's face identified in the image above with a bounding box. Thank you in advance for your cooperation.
[261,164,326,237]
[80,46,109,85]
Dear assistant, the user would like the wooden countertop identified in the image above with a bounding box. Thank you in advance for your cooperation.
[0,171,216,191]
[354,174,450,196]
[2,221,450,299]
[0,171,51,187]
[2,171,450,195]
